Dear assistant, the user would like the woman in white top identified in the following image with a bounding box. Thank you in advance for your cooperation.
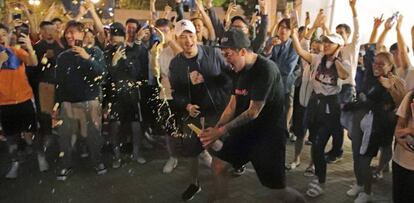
[292,28,348,197]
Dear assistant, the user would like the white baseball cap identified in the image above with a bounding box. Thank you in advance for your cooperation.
[321,33,345,46]
[174,19,196,37]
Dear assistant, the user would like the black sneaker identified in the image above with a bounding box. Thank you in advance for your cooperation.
[326,155,343,164]
[232,165,246,176]
[182,183,201,201]
[95,163,108,175]
[57,168,72,181]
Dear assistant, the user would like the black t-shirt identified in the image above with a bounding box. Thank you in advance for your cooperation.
[185,55,215,116]
[33,40,64,84]
[232,55,285,133]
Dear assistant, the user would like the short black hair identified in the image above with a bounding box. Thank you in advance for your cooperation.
[298,26,306,33]
[40,21,54,29]
[64,20,85,34]
[336,24,351,34]
[278,18,291,30]
[0,23,9,32]
[51,18,63,24]
[126,18,140,26]
[155,18,171,27]
[390,42,410,53]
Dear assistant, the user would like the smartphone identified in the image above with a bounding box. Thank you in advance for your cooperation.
[74,40,83,47]
[306,12,310,20]
[233,0,237,5]
[12,13,22,20]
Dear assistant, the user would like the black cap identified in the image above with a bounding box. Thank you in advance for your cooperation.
[110,22,126,37]
[231,16,248,26]
[217,28,251,49]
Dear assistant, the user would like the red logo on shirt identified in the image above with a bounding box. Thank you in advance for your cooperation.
[235,89,248,96]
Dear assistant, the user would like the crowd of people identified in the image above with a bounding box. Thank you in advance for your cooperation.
[1,0,414,202]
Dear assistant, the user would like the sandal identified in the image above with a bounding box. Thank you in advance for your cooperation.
[306,181,324,198]
[304,166,315,177]
[372,171,383,181]
[285,161,301,171]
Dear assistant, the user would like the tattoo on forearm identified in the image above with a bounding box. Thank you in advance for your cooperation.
[224,111,254,132]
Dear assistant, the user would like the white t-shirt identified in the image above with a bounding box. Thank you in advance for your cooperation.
[149,46,176,100]
[403,68,414,92]
[310,54,342,96]
[394,92,414,170]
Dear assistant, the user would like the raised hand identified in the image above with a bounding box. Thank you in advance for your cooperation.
[373,14,384,29]
[396,15,404,31]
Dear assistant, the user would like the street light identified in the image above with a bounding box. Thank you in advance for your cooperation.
[91,0,100,3]
[28,0,41,6]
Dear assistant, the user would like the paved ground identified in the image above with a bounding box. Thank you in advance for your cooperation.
[0,134,392,203]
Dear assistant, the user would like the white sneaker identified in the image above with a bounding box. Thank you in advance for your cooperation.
[163,157,178,173]
[5,161,19,179]
[354,192,372,203]
[199,150,212,168]
[347,184,364,197]
[37,153,49,172]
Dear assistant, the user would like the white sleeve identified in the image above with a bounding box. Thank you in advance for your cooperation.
[397,92,413,118]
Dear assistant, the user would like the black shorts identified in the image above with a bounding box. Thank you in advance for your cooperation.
[0,99,37,136]
[216,128,286,189]
[109,92,142,122]
[181,114,219,157]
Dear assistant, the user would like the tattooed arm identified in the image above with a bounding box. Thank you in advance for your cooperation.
[200,100,265,147]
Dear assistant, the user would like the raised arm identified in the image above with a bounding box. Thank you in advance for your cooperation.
[43,2,58,22]
[85,1,106,45]
[396,15,412,69]
[369,15,384,43]
[205,0,226,38]
[377,17,394,51]
[349,0,360,46]
[20,4,39,41]
[291,28,313,64]
[195,0,216,41]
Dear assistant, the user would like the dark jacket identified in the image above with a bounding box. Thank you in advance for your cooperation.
[55,46,106,103]
[169,45,232,115]
[269,39,300,94]
[103,43,149,103]
[33,40,64,84]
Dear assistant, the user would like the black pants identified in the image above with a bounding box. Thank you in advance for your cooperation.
[393,161,414,203]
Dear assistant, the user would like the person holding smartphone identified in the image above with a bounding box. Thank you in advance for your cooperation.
[0,23,38,179]
[54,20,106,181]
[103,22,149,168]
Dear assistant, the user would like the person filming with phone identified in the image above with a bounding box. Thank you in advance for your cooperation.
[54,20,107,181]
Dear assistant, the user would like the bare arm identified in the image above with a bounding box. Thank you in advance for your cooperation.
[215,95,237,127]
[377,18,393,51]
[222,100,265,132]
[196,0,216,41]
[43,2,58,21]
[335,59,349,80]
[85,2,106,45]
[369,15,384,43]
[396,15,412,70]
[292,28,313,63]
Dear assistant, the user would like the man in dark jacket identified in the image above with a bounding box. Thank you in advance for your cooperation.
[55,21,106,181]
[103,22,149,168]
[169,19,232,201]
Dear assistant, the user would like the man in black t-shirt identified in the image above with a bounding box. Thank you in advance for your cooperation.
[200,29,306,202]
